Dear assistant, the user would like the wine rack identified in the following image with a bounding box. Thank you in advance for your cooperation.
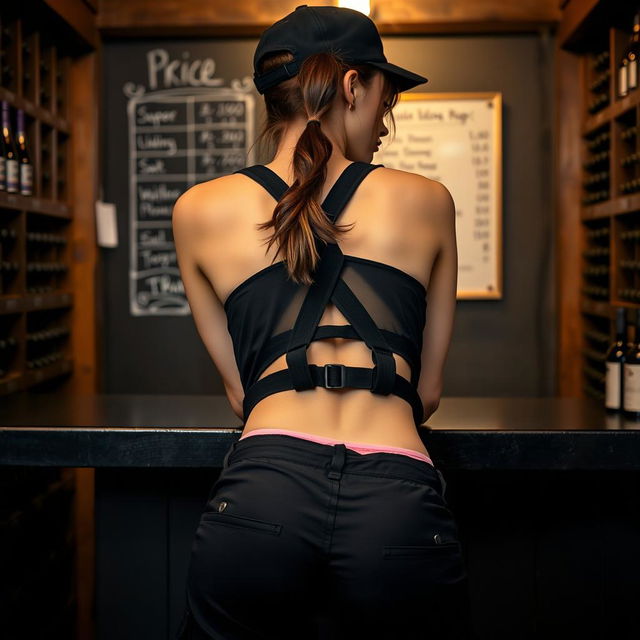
[614,213,640,304]
[582,123,611,206]
[581,219,611,400]
[582,312,609,401]
[0,2,97,638]
[587,48,610,116]
[573,3,640,402]
[0,7,74,396]
[582,220,610,303]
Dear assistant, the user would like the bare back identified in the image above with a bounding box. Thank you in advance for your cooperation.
[187,162,456,456]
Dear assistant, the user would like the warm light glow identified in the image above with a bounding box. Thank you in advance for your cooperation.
[337,0,371,16]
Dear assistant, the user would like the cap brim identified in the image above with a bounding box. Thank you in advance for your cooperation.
[366,61,428,92]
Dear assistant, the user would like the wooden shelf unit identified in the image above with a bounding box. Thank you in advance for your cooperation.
[0,3,98,640]
[557,0,640,400]
[0,8,79,396]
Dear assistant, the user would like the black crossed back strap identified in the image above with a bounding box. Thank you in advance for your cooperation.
[234,161,378,224]
[230,162,425,427]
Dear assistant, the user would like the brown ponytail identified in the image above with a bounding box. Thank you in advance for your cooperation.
[251,50,399,286]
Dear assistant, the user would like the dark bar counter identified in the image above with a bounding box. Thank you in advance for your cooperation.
[2,394,640,640]
[0,394,638,469]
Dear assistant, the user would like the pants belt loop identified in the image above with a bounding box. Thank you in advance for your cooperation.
[327,443,347,480]
[222,439,239,470]
[436,468,447,499]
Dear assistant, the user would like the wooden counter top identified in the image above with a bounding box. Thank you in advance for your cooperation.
[0,394,637,469]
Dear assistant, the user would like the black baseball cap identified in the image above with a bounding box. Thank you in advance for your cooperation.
[253,4,428,95]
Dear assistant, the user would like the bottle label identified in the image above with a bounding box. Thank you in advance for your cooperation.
[6,159,18,193]
[0,156,5,190]
[629,59,638,90]
[606,361,621,409]
[620,65,628,96]
[20,164,33,196]
[624,363,640,411]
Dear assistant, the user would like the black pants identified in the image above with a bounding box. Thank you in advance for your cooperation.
[176,434,473,639]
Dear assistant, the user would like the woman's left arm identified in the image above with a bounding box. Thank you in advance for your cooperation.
[172,188,245,421]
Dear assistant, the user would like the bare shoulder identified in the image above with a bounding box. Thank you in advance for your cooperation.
[172,174,239,216]
[172,174,246,231]
[372,166,455,222]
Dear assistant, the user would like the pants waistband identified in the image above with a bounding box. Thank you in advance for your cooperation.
[240,428,434,465]
[222,434,447,499]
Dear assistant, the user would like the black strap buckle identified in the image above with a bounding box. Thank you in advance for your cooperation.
[323,363,346,389]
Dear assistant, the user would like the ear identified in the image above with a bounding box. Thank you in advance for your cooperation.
[342,69,359,106]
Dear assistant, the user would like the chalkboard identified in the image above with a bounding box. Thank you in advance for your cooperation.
[124,51,256,315]
[102,39,259,394]
[373,92,502,299]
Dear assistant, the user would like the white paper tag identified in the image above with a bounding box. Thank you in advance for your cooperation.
[95,200,118,248]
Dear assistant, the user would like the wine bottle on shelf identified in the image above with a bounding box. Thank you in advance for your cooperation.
[625,11,640,94]
[624,308,640,419]
[1,101,18,193]
[0,108,6,191]
[619,35,629,98]
[16,109,32,196]
[605,307,627,412]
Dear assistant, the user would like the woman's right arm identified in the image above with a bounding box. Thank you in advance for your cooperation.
[416,180,458,422]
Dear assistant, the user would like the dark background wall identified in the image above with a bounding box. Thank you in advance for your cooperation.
[101,31,556,399]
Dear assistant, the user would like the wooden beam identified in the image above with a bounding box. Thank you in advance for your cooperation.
[97,0,561,37]
[43,0,99,49]
[556,0,600,50]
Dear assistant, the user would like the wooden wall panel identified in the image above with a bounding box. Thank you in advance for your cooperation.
[554,40,583,395]
[68,49,100,640]
[97,0,561,36]
[68,52,99,396]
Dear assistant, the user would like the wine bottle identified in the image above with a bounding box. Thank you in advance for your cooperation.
[619,17,631,98]
[0,107,6,191]
[16,109,32,196]
[605,307,627,412]
[624,308,640,419]
[1,101,18,193]
[626,11,640,93]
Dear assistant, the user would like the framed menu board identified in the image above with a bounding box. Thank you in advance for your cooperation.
[373,92,503,299]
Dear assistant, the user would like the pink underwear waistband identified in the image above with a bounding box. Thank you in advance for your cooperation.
[238,428,434,467]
